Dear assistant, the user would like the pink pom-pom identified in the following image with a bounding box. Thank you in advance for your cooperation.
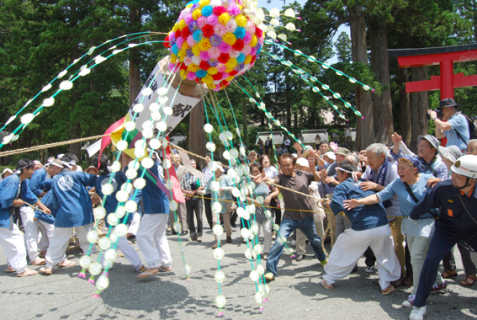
[209,47,221,59]
[197,16,207,28]
[92,293,101,299]
[345,119,349,122]
[187,72,196,80]
[213,86,221,91]
[176,37,184,48]
[186,35,196,47]
[217,64,226,72]
[78,272,86,279]
[362,117,366,119]
[88,279,95,285]
[227,4,240,15]
[297,29,302,32]
[250,47,257,55]
[184,57,193,66]
[219,42,231,53]
[214,24,226,37]
[168,62,176,71]
[221,72,229,80]
[207,15,218,25]
[372,88,376,93]
[186,278,192,282]
[217,312,224,317]
[246,21,256,34]
[290,255,296,259]
[104,272,109,278]
[184,14,193,25]
[242,45,251,55]
[225,20,237,33]
[297,17,302,20]
[260,307,264,311]
[200,51,210,60]
[263,297,269,302]
[229,50,240,58]
[243,32,252,44]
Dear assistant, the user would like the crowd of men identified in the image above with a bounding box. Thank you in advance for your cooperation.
[0,98,476,320]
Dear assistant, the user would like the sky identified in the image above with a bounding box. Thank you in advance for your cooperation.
[257,0,350,64]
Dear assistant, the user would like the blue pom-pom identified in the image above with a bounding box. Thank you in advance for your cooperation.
[172,44,179,55]
[192,30,203,43]
[201,5,213,17]
[196,70,208,78]
[234,27,246,39]
[237,53,246,64]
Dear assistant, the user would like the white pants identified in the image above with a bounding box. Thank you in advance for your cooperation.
[136,214,171,268]
[100,236,143,271]
[0,218,27,273]
[324,224,401,290]
[20,206,49,261]
[256,220,272,254]
[297,220,324,255]
[37,220,55,243]
[45,223,96,268]
[407,235,444,295]
[128,212,141,236]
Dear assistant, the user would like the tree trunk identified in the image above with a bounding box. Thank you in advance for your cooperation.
[398,67,411,146]
[410,67,429,152]
[349,7,374,150]
[242,101,248,145]
[370,20,394,144]
[128,6,141,106]
[189,100,206,168]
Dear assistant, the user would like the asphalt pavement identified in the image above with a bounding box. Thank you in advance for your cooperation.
[1,225,477,320]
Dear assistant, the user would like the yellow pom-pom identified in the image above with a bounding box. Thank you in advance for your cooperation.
[199,0,210,8]
[170,55,177,63]
[226,75,235,82]
[235,15,247,28]
[192,46,201,56]
[188,64,199,72]
[198,38,212,51]
[180,70,187,79]
[225,67,234,73]
[192,9,202,20]
[186,3,193,8]
[218,13,231,25]
[181,41,189,50]
[202,75,214,85]
[208,67,218,75]
[178,50,187,59]
[250,35,258,47]
[225,58,237,69]
[177,20,186,30]
[172,24,179,32]
[223,33,237,46]
[209,83,216,90]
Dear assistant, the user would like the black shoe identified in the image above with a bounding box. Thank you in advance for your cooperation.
[296,254,306,262]
[226,236,232,243]
[169,230,177,236]
[351,264,358,273]
[180,231,188,236]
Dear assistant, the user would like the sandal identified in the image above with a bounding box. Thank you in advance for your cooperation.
[58,260,76,268]
[39,267,52,275]
[441,270,458,278]
[159,266,172,272]
[17,268,38,277]
[30,258,46,266]
[136,265,147,273]
[137,268,159,279]
[460,275,477,286]
[5,266,15,273]
[321,279,333,289]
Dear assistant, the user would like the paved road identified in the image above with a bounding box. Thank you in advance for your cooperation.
[1,226,477,320]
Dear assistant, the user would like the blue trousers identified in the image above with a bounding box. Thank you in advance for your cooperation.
[265,217,327,276]
[414,221,477,307]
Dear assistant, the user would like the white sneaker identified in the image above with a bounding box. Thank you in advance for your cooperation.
[364,266,377,273]
[402,295,416,308]
[409,306,426,320]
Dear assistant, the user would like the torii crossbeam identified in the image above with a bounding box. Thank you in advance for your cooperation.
[388,44,477,99]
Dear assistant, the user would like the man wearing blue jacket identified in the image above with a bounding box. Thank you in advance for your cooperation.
[0,159,50,277]
[40,154,98,274]
[409,155,477,320]
[321,161,401,295]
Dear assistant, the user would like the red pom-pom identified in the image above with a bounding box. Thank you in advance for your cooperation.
[175,30,181,40]
[199,61,210,70]
[180,63,188,70]
[181,27,191,39]
[229,70,238,76]
[213,6,226,16]
[164,35,171,48]
[218,53,230,64]
[202,24,215,38]
[232,39,244,51]
[212,73,223,81]
[251,56,257,64]
[255,28,263,38]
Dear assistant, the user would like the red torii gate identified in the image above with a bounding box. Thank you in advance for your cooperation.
[388,44,477,99]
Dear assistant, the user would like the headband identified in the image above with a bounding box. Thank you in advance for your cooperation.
[336,167,353,174]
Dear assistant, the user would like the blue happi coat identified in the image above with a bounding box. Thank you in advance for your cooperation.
[0,174,38,228]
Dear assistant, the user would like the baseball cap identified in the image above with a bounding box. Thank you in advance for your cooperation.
[324,151,336,160]
[296,157,309,168]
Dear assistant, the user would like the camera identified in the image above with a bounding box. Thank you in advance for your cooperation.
[426,108,443,120]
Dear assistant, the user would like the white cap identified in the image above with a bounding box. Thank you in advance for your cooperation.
[324,151,336,161]
[2,168,13,175]
[296,158,309,168]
